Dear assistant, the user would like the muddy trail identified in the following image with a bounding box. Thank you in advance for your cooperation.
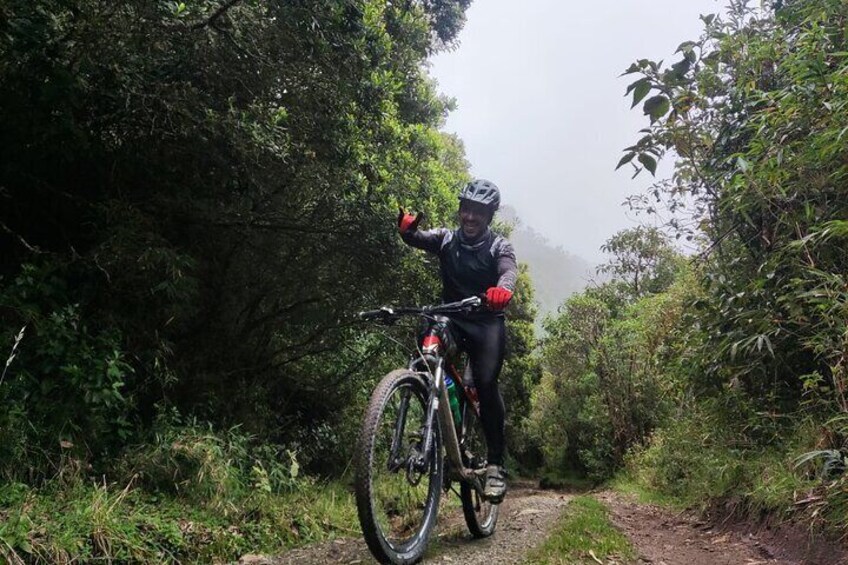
[598,491,847,565]
[239,484,845,565]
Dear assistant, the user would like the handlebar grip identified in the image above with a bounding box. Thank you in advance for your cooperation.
[359,309,383,320]
[463,296,484,308]
[359,307,396,320]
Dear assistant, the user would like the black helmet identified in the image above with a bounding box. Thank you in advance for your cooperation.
[459,179,500,211]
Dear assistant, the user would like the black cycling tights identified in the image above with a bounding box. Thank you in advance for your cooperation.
[450,316,506,466]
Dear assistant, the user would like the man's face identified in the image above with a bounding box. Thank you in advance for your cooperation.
[459,200,493,239]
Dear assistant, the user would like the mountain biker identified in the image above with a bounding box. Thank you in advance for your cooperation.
[397,179,517,503]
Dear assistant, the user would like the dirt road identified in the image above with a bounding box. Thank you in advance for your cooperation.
[599,491,846,565]
[239,485,845,564]
[259,483,570,564]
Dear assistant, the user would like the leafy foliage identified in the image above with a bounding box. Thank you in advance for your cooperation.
[608,0,848,532]
[596,226,684,313]
[528,230,687,481]
[619,0,848,410]
[0,0,476,478]
[0,418,358,564]
[500,264,543,470]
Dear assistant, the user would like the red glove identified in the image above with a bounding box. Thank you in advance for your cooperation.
[485,287,513,310]
[397,207,423,233]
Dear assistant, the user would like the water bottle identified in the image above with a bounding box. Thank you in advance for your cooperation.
[445,374,462,426]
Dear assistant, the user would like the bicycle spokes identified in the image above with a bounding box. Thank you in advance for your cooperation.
[371,382,433,546]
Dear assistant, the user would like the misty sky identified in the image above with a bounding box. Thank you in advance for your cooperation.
[429,0,722,261]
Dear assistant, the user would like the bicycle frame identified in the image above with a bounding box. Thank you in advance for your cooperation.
[361,296,486,492]
[408,352,484,489]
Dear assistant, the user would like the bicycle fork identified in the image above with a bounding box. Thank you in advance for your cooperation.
[388,361,484,493]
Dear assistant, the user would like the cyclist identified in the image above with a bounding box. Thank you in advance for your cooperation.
[397,179,517,503]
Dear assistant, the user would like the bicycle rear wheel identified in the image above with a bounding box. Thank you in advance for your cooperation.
[355,369,442,564]
[459,402,499,537]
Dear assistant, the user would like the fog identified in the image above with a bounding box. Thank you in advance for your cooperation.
[430,0,722,262]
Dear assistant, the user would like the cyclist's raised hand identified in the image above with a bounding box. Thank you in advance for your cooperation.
[397,207,424,233]
[485,286,513,310]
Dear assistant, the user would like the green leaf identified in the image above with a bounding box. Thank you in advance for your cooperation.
[675,41,696,55]
[670,58,692,77]
[643,95,670,123]
[621,62,641,75]
[625,78,641,95]
[620,59,654,76]
[288,450,300,478]
[630,79,652,108]
[616,153,636,170]
[637,154,657,176]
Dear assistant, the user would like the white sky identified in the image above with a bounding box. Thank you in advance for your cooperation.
[429,0,723,260]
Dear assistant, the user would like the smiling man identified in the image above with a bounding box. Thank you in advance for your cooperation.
[397,179,517,503]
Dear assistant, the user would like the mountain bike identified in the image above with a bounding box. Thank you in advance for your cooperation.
[355,296,500,564]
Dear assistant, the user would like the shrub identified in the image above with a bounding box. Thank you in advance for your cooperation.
[0,262,133,481]
[116,410,306,512]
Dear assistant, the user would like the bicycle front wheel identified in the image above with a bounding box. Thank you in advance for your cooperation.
[354,369,442,564]
[460,402,499,537]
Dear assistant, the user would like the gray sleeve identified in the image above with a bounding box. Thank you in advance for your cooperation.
[401,228,449,255]
[493,238,518,291]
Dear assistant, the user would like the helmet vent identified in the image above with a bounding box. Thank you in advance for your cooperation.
[459,179,500,211]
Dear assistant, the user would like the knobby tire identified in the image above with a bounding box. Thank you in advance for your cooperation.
[459,402,499,537]
[354,369,442,564]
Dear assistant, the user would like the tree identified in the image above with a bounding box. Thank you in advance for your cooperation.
[598,226,681,299]
[529,267,692,481]
[0,0,473,478]
[500,265,543,469]
[619,0,848,410]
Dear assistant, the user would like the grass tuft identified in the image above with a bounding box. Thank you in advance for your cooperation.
[0,418,362,564]
[525,495,633,564]
[0,478,360,564]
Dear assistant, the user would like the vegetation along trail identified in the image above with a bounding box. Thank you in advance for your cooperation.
[6,1,848,563]
[238,483,837,565]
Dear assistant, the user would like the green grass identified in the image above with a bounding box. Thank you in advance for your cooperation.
[616,415,823,518]
[0,478,360,564]
[0,471,467,564]
[525,495,634,564]
[608,474,686,509]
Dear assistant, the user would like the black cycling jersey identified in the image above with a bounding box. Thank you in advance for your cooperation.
[400,228,518,312]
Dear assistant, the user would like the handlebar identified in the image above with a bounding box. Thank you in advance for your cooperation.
[359,296,483,322]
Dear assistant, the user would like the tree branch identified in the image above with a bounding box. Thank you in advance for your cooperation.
[0,222,44,254]
[191,0,242,30]
[697,221,742,261]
